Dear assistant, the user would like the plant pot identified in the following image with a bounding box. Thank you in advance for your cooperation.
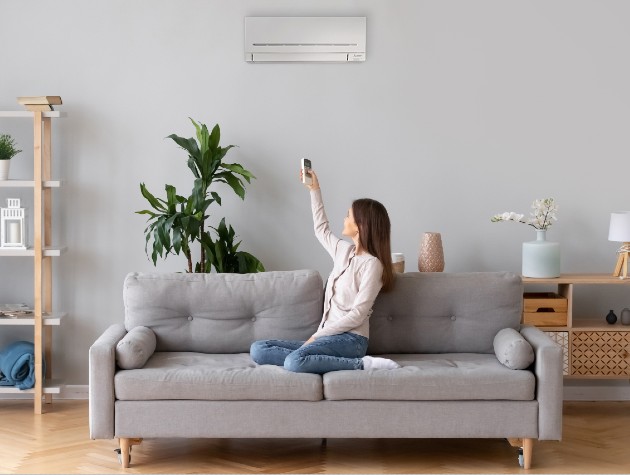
[0,160,9,180]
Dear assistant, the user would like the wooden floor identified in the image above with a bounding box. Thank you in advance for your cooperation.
[0,400,629,474]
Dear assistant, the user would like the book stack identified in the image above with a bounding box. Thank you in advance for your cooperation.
[17,96,62,112]
[0,303,34,318]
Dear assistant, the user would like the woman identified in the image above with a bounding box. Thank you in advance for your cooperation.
[250,169,400,373]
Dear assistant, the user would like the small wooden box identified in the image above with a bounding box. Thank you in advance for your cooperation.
[522,292,568,326]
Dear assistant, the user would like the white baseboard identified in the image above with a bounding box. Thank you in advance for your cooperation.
[2,384,630,401]
[0,385,89,400]
[59,384,89,399]
[563,383,630,401]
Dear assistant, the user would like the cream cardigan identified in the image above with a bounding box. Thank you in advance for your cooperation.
[310,189,384,339]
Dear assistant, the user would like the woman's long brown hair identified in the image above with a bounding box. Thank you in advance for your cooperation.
[352,198,394,292]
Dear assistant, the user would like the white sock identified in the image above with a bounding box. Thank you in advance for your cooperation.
[362,355,400,370]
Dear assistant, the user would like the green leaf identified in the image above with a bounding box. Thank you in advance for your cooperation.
[167,134,200,160]
[165,185,178,212]
[215,172,245,199]
[173,227,182,254]
[209,123,220,150]
[140,183,166,212]
[210,192,221,206]
[221,163,255,183]
[187,157,200,178]
[156,218,171,251]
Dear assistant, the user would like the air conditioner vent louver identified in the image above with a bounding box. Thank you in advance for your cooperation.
[245,17,366,63]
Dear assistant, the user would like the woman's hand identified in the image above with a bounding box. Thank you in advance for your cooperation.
[300,168,320,191]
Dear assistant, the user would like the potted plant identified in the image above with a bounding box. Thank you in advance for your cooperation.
[0,134,22,180]
[137,118,264,273]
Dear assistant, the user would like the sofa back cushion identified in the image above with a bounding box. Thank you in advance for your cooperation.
[123,270,323,353]
[368,272,523,354]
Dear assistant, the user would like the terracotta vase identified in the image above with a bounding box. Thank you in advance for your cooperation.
[418,232,445,272]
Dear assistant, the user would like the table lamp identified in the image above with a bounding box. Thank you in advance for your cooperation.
[608,211,630,279]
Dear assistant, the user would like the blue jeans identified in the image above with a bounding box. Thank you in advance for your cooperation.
[250,332,369,374]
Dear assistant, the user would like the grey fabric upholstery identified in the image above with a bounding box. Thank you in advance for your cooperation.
[323,353,535,401]
[123,270,323,353]
[115,352,322,401]
[368,272,523,354]
[115,326,156,370]
[89,323,127,439]
[494,328,535,369]
[520,324,564,440]
[88,270,564,451]
[114,400,538,439]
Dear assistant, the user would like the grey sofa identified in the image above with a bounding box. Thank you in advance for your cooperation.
[89,270,563,469]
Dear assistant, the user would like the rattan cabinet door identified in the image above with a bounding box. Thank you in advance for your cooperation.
[571,331,630,376]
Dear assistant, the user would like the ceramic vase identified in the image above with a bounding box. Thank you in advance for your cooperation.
[418,232,445,272]
[620,308,630,325]
[522,230,560,278]
[0,160,9,180]
[606,310,618,324]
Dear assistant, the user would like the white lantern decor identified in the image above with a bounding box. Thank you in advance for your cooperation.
[1,198,27,249]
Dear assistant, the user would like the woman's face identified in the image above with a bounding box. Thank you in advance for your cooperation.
[342,207,359,238]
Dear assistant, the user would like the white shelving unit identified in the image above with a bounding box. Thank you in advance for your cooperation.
[0,180,61,188]
[0,101,65,412]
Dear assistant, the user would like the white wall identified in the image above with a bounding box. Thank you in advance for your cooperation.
[1,0,629,391]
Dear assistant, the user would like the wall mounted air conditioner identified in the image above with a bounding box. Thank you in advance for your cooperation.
[245,17,366,63]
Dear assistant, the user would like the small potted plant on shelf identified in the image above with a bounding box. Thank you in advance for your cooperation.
[0,134,22,180]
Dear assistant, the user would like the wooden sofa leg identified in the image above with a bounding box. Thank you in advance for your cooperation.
[522,438,533,469]
[507,438,534,469]
[117,438,143,468]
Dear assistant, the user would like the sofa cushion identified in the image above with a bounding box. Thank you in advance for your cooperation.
[368,272,523,354]
[114,352,323,401]
[123,270,323,353]
[323,353,535,401]
[115,326,156,369]
[493,328,535,370]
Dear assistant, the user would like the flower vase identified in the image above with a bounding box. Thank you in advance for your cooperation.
[522,230,560,278]
[418,232,445,272]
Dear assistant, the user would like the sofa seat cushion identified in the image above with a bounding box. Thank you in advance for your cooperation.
[323,353,535,401]
[114,352,323,401]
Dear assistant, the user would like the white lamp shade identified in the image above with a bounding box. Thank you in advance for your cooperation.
[608,211,630,242]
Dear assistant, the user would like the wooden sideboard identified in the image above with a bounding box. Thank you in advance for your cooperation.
[522,274,630,379]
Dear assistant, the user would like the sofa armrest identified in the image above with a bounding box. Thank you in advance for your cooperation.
[520,325,563,441]
[89,323,127,439]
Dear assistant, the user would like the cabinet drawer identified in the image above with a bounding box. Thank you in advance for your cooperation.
[544,331,569,375]
[571,331,630,376]
[523,292,568,326]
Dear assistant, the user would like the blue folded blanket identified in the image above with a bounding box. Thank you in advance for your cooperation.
[0,341,45,390]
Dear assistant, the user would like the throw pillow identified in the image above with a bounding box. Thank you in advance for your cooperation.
[116,326,156,369]
[493,328,535,370]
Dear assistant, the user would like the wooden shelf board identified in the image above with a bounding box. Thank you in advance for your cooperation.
[0,111,65,118]
[522,273,630,285]
[0,247,67,257]
[0,180,61,188]
[532,326,569,332]
[0,381,62,394]
[0,313,65,326]
[572,319,630,331]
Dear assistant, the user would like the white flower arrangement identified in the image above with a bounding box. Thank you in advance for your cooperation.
[491,198,558,230]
